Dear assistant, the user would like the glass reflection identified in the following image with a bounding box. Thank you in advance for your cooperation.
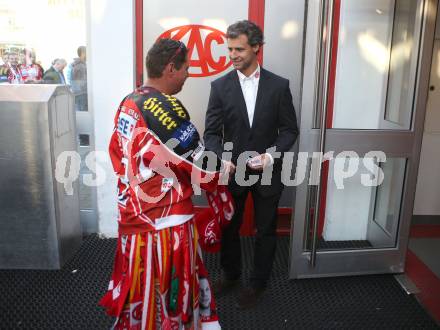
[281,21,299,39]
[306,157,407,251]
[317,0,423,130]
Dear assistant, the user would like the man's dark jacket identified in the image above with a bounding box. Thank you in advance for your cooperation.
[43,67,65,84]
[204,67,299,197]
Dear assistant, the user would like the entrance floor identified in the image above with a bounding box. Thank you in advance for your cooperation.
[0,235,438,329]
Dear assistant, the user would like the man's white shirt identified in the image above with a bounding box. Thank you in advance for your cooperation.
[237,65,260,127]
[237,65,274,166]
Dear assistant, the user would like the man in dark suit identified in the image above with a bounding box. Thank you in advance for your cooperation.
[204,20,298,309]
[43,58,67,84]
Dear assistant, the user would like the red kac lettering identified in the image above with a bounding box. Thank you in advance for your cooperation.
[158,25,232,78]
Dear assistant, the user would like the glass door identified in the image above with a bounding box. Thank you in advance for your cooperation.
[290,0,438,278]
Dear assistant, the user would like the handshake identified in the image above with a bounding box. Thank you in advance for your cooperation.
[220,153,273,183]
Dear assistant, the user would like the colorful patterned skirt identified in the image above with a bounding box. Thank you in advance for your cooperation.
[100,220,220,329]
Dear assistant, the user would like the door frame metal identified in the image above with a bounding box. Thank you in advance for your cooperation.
[289,0,438,279]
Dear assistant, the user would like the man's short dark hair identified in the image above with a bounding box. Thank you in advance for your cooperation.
[77,46,86,57]
[146,38,188,78]
[226,20,264,47]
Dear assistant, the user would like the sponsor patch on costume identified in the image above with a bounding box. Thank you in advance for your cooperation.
[173,122,196,148]
[161,178,174,193]
[163,94,187,119]
[205,220,217,244]
[117,112,137,139]
[142,97,178,130]
[191,142,205,161]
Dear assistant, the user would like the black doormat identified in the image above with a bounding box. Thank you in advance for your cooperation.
[0,235,438,329]
[317,238,372,249]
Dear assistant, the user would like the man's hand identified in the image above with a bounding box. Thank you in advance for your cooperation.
[246,153,273,171]
[220,160,236,184]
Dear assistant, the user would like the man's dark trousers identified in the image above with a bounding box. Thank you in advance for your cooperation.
[221,186,281,289]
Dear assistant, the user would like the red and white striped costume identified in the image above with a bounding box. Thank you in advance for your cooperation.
[7,65,23,84]
[101,86,230,329]
[20,63,43,83]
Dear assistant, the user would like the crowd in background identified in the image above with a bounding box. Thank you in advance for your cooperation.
[0,46,88,111]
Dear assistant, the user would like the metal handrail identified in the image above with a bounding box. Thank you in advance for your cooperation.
[310,0,334,267]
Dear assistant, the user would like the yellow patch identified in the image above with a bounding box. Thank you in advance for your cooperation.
[163,94,187,119]
[143,97,178,130]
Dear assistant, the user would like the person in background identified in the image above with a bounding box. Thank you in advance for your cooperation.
[68,46,87,111]
[43,58,67,84]
[0,52,10,84]
[18,49,25,66]
[20,49,44,83]
[0,51,8,65]
[6,52,23,84]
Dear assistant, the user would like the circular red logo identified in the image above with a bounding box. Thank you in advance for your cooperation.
[158,25,232,78]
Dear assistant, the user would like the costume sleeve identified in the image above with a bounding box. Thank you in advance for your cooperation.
[135,92,224,192]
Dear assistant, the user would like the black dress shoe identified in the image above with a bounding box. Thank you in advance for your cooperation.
[235,286,265,310]
[212,277,240,297]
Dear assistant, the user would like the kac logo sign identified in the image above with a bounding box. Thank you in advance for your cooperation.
[158,25,232,78]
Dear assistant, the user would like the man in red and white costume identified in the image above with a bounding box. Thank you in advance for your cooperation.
[100,38,233,330]
[20,49,44,83]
